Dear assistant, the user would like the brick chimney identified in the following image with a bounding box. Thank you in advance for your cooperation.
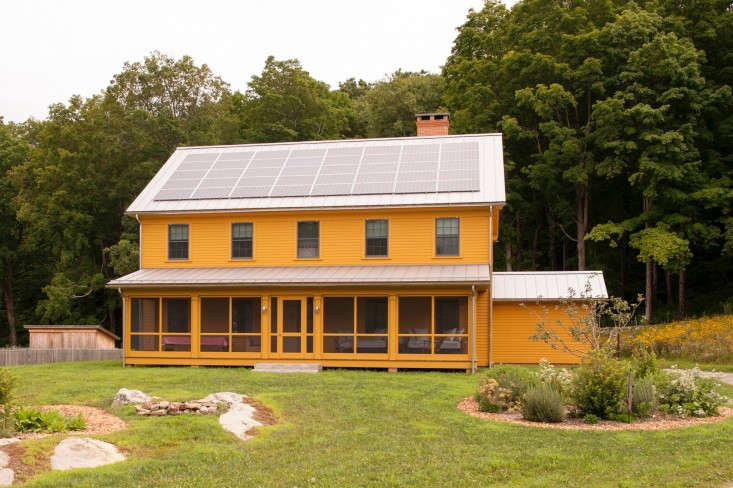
[416,113,450,137]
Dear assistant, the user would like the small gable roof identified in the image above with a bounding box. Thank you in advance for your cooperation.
[492,271,608,301]
[127,134,506,214]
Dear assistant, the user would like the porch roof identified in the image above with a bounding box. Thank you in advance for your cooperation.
[107,264,490,287]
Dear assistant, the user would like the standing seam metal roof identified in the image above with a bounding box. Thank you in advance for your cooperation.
[126,134,506,214]
[492,271,608,300]
[107,264,491,287]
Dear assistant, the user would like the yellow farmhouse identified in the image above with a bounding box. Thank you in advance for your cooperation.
[109,114,607,370]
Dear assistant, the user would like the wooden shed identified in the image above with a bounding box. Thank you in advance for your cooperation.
[24,325,119,350]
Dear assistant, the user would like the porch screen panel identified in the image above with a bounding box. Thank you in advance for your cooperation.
[162,298,191,352]
[398,297,431,354]
[232,297,261,352]
[130,298,159,351]
[356,297,388,354]
[200,298,229,352]
[434,297,468,354]
[323,297,354,353]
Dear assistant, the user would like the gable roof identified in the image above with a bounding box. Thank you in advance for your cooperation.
[493,271,608,301]
[126,134,506,214]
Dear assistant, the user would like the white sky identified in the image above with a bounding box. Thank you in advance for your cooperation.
[1,0,517,123]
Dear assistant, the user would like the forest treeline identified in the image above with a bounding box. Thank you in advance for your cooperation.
[1,0,731,344]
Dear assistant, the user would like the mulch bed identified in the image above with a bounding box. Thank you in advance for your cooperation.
[16,405,128,440]
[458,397,733,431]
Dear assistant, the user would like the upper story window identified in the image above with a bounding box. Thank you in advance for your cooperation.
[297,221,319,258]
[168,224,189,260]
[365,219,388,257]
[232,222,253,259]
[435,217,459,256]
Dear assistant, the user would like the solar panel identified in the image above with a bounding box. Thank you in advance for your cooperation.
[154,140,482,201]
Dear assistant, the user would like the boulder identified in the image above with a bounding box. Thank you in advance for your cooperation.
[50,437,125,471]
[112,388,150,406]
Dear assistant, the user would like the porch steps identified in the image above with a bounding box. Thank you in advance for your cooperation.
[253,362,322,374]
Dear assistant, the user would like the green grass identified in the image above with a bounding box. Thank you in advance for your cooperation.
[655,358,733,373]
[8,361,733,487]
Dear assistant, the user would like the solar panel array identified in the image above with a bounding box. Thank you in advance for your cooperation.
[154,142,480,201]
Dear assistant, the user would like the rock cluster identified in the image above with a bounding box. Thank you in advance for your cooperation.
[134,399,223,416]
[111,388,151,406]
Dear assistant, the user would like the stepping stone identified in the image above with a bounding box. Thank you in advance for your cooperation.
[50,437,125,471]
[0,439,19,447]
[253,363,322,373]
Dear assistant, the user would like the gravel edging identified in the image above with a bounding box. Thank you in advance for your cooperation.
[458,397,733,431]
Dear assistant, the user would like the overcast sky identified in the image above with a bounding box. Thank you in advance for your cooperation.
[1,0,520,123]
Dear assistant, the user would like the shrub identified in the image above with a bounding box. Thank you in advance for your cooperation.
[655,368,731,417]
[0,369,15,436]
[582,413,600,424]
[631,346,658,379]
[521,384,565,423]
[13,407,86,433]
[477,365,537,412]
[631,377,657,418]
[538,359,573,399]
[571,350,630,419]
[478,397,499,413]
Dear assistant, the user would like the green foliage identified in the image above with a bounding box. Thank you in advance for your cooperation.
[631,345,658,378]
[521,384,565,423]
[0,369,15,436]
[571,351,630,419]
[582,413,600,424]
[478,397,499,413]
[478,365,538,412]
[537,359,573,399]
[655,369,731,417]
[631,377,657,418]
[233,56,352,142]
[13,407,86,433]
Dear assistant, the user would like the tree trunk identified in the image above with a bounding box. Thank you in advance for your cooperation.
[575,184,589,271]
[643,196,653,324]
[665,269,673,307]
[645,260,653,324]
[548,214,556,269]
[652,263,658,304]
[504,242,513,272]
[2,261,18,347]
[677,269,686,319]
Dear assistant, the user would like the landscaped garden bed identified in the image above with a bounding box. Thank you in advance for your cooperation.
[462,353,733,430]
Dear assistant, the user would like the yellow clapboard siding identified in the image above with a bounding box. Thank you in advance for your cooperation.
[139,207,494,268]
[492,302,586,365]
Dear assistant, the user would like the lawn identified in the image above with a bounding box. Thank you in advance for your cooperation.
[10,361,733,487]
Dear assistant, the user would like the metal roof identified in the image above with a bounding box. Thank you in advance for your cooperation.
[107,264,490,287]
[492,271,608,301]
[126,134,506,214]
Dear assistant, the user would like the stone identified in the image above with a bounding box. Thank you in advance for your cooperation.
[0,468,12,486]
[150,409,166,416]
[50,437,125,471]
[201,392,262,440]
[0,439,19,447]
[0,451,8,468]
[111,388,150,406]
[158,401,170,409]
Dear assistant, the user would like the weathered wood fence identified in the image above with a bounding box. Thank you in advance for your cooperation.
[0,348,122,366]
